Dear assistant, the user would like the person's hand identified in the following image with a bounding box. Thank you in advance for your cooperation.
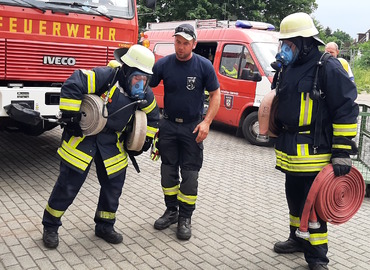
[141,136,153,152]
[61,112,83,137]
[193,120,210,143]
[331,152,352,177]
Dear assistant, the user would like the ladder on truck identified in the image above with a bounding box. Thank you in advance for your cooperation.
[146,19,275,31]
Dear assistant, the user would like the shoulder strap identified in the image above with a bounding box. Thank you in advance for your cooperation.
[315,52,332,96]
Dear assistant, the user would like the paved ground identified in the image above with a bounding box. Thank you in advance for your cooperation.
[0,93,369,270]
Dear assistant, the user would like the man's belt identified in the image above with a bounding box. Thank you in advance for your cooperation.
[163,113,201,124]
[282,124,311,133]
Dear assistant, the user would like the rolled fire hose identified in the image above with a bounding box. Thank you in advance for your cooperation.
[296,164,365,239]
[125,110,147,151]
[79,94,107,136]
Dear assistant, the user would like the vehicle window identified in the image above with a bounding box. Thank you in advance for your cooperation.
[251,42,279,77]
[219,44,243,79]
[15,0,136,19]
[153,43,175,61]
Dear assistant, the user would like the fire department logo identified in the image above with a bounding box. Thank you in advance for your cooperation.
[224,95,233,110]
[186,77,196,91]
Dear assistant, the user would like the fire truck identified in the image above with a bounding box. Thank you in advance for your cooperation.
[0,0,155,135]
[141,19,279,146]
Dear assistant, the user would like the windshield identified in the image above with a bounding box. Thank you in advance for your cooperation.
[0,0,135,19]
[251,42,279,77]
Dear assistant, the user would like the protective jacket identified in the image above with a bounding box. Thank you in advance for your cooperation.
[273,47,358,176]
[58,67,160,178]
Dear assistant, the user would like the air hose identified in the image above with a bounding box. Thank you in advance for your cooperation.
[296,164,365,239]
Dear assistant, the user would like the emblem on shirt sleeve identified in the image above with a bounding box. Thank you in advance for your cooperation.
[186,77,196,91]
[224,95,233,110]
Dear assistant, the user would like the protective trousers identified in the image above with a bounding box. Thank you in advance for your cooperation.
[285,174,329,266]
[159,119,203,218]
[42,148,126,232]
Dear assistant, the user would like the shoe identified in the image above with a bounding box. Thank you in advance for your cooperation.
[273,238,303,253]
[43,228,59,249]
[176,217,191,240]
[154,208,178,230]
[95,227,123,244]
[309,264,329,270]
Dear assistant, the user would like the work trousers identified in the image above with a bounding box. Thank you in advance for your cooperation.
[159,118,203,218]
[285,174,329,266]
[42,148,126,232]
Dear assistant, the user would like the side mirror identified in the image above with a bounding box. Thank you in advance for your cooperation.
[240,68,262,82]
[145,0,156,9]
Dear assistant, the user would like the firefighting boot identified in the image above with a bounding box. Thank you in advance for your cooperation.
[43,228,59,249]
[95,226,123,244]
[176,217,191,240]
[154,208,178,230]
[273,237,303,253]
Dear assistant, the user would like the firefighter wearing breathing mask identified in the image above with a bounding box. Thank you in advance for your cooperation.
[270,13,358,270]
[41,44,160,249]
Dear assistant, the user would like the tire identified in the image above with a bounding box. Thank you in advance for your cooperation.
[242,111,274,147]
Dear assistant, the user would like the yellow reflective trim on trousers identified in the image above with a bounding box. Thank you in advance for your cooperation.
[141,99,157,114]
[163,185,179,196]
[333,123,357,136]
[81,69,96,94]
[146,126,158,138]
[298,93,313,134]
[59,98,82,111]
[45,203,65,218]
[61,140,92,162]
[309,232,328,246]
[332,144,352,150]
[177,191,197,205]
[289,214,300,228]
[96,211,116,220]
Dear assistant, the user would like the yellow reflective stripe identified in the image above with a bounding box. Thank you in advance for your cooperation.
[59,98,82,111]
[96,211,116,220]
[333,123,357,136]
[332,144,352,150]
[162,185,179,196]
[299,93,313,134]
[275,149,331,172]
[289,214,300,228]
[309,232,328,246]
[276,149,331,163]
[146,126,158,138]
[45,203,65,218]
[104,153,128,176]
[57,140,92,171]
[297,144,310,156]
[141,99,157,114]
[177,191,197,205]
[81,69,96,94]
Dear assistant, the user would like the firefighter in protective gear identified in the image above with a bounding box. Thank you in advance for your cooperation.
[270,13,358,270]
[42,44,160,249]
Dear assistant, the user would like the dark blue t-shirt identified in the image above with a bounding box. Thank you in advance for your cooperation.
[150,53,219,120]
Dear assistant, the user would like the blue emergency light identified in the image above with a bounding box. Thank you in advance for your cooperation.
[235,20,275,31]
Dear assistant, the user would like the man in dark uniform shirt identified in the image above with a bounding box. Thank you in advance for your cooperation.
[150,23,221,240]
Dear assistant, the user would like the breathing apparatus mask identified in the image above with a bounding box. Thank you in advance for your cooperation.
[127,71,151,100]
[271,40,300,71]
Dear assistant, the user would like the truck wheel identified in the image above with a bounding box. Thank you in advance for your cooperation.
[242,111,274,147]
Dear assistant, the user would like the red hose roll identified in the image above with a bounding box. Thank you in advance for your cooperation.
[296,164,365,237]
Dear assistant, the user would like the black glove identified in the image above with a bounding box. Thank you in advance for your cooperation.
[331,152,352,177]
[61,112,83,137]
[141,136,153,152]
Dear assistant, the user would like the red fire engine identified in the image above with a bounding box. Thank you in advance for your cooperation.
[0,0,155,135]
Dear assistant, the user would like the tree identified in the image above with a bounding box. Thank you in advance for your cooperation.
[138,0,317,31]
